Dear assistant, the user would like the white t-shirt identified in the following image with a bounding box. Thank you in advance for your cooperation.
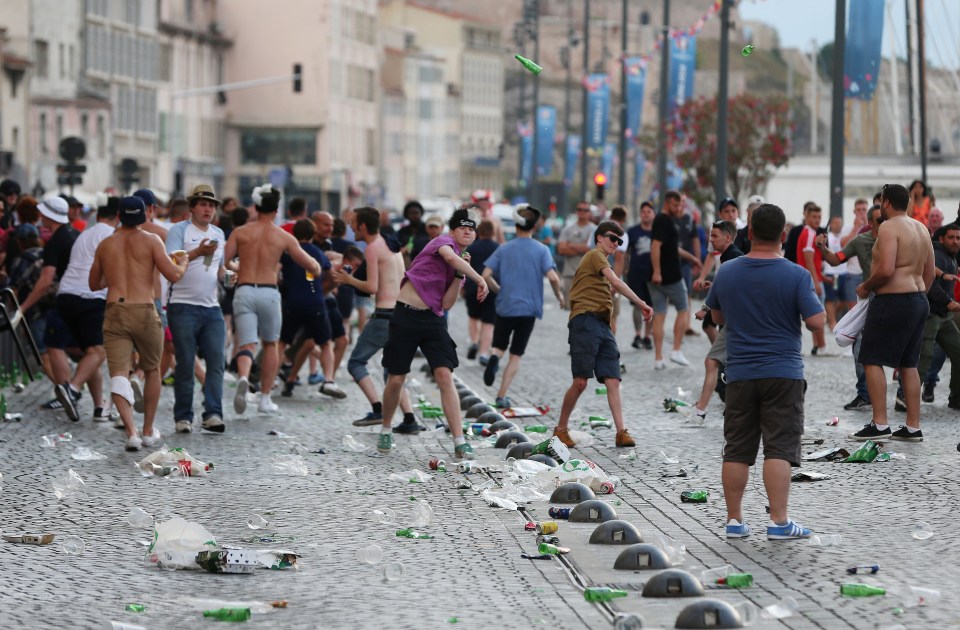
[57,221,115,299]
[823,231,848,275]
[165,220,225,308]
[838,224,862,275]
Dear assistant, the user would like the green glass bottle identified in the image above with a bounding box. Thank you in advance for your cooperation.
[741,44,755,57]
[525,425,549,433]
[718,573,753,588]
[595,386,607,394]
[840,583,886,597]
[538,542,561,555]
[680,490,709,503]
[202,608,252,621]
[124,603,146,612]
[583,587,628,602]
[515,54,543,75]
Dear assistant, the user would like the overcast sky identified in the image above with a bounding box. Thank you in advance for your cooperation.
[739,0,960,69]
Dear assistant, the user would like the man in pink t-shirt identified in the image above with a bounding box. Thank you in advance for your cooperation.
[377,208,489,460]
[796,203,827,354]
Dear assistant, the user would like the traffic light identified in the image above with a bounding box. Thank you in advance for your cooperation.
[293,63,302,93]
[593,172,607,202]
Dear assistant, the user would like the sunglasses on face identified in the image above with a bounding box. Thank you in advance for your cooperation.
[577,207,590,212]
[602,233,623,246]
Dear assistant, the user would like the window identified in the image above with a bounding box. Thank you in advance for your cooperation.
[59,43,65,78]
[34,40,49,79]
[81,114,89,140]
[366,128,375,165]
[69,45,75,76]
[56,114,63,144]
[97,115,105,158]
[39,113,48,154]
[184,0,194,22]
[240,128,317,165]
[159,43,172,81]
[418,99,433,120]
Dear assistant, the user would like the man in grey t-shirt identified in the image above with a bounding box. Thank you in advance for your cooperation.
[557,200,596,308]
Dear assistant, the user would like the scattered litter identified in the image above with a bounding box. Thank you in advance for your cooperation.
[826,416,839,426]
[803,447,849,462]
[876,452,906,461]
[144,517,218,570]
[2,412,22,421]
[289,443,310,456]
[566,429,595,447]
[357,544,382,564]
[619,449,637,461]
[661,469,688,478]
[124,604,146,613]
[52,468,86,499]
[373,508,397,525]
[410,500,434,527]
[246,514,268,530]
[270,454,308,476]
[110,622,146,630]
[428,458,447,471]
[521,553,553,560]
[41,432,72,447]
[659,450,680,464]
[60,535,85,554]
[515,54,542,75]
[267,430,295,439]
[680,490,708,503]
[843,440,882,463]
[791,471,830,482]
[342,435,368,452]
[904,586,941,607]
[395,528,432,539]
[741,44,755,57]
[847,564,880,575]
[651,533,686,564]
[662,398,690,413]
[202,608,252,622]
[840,583,885,597]
[502,405,549,418]
[388,469,431,483]
[383,561,405,580]
[71,446,107,461]
[2,532,55,545]
[810,534,842,547]
[763,596,798,618]
[136,447,213,477]
[537,542,570,555]
[126,507,154,529]
[912,522,933,540]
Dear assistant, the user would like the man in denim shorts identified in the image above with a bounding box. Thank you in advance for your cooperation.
[705,203,824,541]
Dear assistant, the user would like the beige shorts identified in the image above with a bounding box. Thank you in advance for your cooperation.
[103,302,163,373]
[706,327,727,363]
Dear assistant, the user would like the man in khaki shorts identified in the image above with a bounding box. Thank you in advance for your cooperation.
[223,184,323,415]
[89,196,187,451]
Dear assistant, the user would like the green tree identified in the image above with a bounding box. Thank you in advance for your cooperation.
[642,94,793,210]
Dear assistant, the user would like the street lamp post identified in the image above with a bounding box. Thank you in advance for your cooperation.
[656,0,671,205]
[579,0,591,204]
[715,0,731,207]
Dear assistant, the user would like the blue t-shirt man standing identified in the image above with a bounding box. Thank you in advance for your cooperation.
[480,205,564,408]
[704,203,825,543]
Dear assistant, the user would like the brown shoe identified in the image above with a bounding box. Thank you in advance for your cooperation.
[616,429,636,448]
[553,427,575,447]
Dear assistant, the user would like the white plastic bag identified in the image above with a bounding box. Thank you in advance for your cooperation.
[835,295,872,347]
[144,516,218,570]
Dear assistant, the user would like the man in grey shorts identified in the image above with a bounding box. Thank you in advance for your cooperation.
[223,184,323,415]
[705,203,824,541]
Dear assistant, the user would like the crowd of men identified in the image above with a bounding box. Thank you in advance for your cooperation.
[0,175,955,540]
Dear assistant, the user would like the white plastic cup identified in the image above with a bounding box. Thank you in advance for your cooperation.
[373,507,396,525]
[733,601,760,626]
[912,522,934,540]
[764,596,799,619]
[246,514,268,530]
[699,565,732,585]
[126,507,154,528]
[810,533,842,546]
[905,586,941,607]
[61,535,85,554]
[383,561,404,581]
[356,544,383,565]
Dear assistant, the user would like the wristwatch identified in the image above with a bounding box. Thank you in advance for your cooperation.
[454,272,465,279]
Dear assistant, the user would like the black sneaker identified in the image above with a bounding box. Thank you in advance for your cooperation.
[891,425,923,442]
[55,383,81,422]
[843,395,871,411]
[483,354,500,387]
[894,396,907,412]
[467,343,478,360]
[392,420,426,434]
[281,381,296,398]
[642,337,653,350]
[631,335,642,349]
[848,423,892,441]
[922,382,935,403]
[41,397,64,410]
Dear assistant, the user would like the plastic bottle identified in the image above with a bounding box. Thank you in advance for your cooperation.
[514,54,542,75]
[840,583,886,597]
[202,608,252,621]
[680,490,709,503]
[583,587,628,602]
[904,586,941,607]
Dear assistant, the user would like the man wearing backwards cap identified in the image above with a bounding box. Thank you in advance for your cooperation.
[89,196,188,451]
[376,207,489,459]
[223,183,323,415]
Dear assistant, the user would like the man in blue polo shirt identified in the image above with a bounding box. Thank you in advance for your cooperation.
[481,205,564,408]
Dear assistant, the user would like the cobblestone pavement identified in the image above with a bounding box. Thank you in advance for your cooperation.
[1,295,959,629]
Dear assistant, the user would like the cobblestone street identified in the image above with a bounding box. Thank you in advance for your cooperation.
[2,298,959,629]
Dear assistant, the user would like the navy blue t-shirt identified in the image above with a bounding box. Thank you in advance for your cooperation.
[464,238,499,294]
[626,223,653,284]
[705,256,823,382]
[280,242,331,306]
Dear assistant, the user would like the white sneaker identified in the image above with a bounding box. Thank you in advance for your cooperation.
[670,350,691,366]
[125,434,143,452]
[175,420,193,434]
[257,396,278,414]
[234,377,249,414]
[654,359,667,371]
[319,381,347,399]
[141,428,162,447]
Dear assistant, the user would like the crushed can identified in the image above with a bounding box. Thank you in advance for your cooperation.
[524,522,537,531]
[537,534,560,545]
[588,416,612,429]
[591,480,615,495]
[531,436,571,464]
[457,461,478,474]
[548,507,571,520]
[195,549,258,574]
[536,521,559,535]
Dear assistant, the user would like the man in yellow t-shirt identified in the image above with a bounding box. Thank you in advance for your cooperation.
[553,221,654,449]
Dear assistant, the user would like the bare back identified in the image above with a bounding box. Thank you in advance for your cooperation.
[226,214,320,284]
[873,215,934,295]
[369,236,405,308]
[141,221,167,299]
[93,228,182,304]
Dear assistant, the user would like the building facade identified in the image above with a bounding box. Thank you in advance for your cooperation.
[0,0,32,187]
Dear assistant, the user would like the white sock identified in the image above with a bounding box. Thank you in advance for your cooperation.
[695,407,706,416]
[453,436,466,447]
[380,426,391,435]
[907,425,921,433]
[874,422,888,430]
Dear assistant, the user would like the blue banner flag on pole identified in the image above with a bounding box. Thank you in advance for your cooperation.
[669,34,697,111]
[844,0,885,100]
[585,74,610,152]
[602,142,616,182]
[521,132,533,185]
[564,134,581,187]
[633,150,646,194]
[625,58,647,140]
[535,105,557,177]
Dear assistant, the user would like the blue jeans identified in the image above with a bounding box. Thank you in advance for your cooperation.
[926,343,945,385]
[348,317,390,383]
[168,303,225,422]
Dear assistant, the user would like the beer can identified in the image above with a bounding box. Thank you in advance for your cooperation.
[594,481,615,495]
[536,521,559,535]
[428,458,446,471]
[457,461,477,474]
[548,507,570,520]
[524,522,537,531]
[537,534,560,545]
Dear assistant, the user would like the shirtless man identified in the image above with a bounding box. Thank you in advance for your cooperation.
[88,196,187,451]
[850,183,935,442]
[334,207,420,432]
[223,183,323,415]
[471,190,505,244]
[377,208,489,459]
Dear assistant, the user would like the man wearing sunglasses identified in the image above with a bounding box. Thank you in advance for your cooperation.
[553,222,654,449]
